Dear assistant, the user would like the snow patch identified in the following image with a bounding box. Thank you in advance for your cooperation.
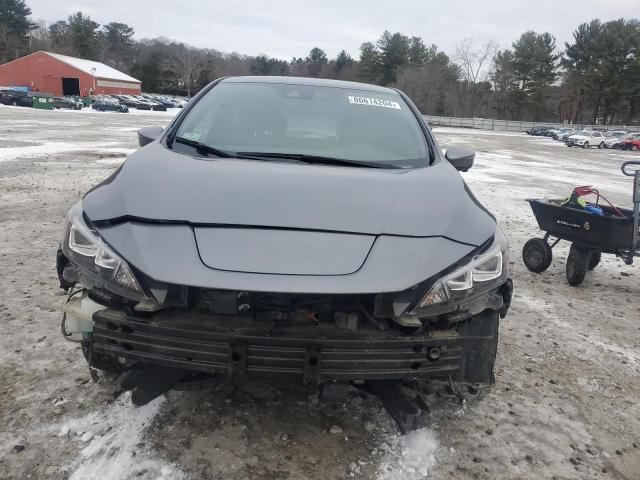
[0,142,91,162]
[376,428,438,480]
[55,392,183,480]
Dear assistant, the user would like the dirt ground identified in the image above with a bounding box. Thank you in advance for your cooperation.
[0,105,638,480]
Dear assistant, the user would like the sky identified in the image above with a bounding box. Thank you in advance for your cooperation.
[25,0,637,60]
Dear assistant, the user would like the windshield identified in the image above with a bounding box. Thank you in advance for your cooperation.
[173,81,429,167]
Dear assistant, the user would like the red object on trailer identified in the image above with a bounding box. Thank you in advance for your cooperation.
[0,51,141,97]
[571,185,625,217]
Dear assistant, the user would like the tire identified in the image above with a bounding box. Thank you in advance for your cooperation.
[567,144,572,147]
[582,142,589,149]
[81,340,125,374]
[613,144,620,150]
[522,237,553,273]
[456,310,500,385]
[588,250,601,270]
[598,142,604,149]
[632,145,639,152]
[566,244,587,286]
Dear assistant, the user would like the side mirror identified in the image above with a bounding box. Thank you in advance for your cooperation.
[445,146,475,172]
[137,126,163,147]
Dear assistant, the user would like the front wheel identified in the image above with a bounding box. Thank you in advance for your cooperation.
[566,244,587,286]
[582,142,589,149]
[523,237,553,273]
[598,142,604,149]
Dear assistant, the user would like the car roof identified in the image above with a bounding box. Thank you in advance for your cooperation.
[220,76,399,95]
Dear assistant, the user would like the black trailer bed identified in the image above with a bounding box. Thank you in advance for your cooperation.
[528,199,636,253]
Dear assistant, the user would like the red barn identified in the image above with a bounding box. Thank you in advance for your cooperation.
[0,51,141,96]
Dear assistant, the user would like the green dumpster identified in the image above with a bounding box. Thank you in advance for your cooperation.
[32,94,54,110]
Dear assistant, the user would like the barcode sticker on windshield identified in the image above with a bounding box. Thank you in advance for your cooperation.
[348,96,401,110]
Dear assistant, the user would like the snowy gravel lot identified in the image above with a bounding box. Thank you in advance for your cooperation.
[0,105,639,480]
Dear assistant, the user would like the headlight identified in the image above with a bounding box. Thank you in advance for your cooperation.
[412,226,509,314]
[62,202,146,301]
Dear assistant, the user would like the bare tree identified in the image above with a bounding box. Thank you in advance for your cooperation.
[455,37,499,84]
[27,21,53,52]
[166,46,206,97]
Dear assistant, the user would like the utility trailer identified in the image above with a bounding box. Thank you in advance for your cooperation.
[523,161,640,286]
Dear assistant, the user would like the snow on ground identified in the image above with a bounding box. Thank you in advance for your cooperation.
[1,111,639,480]
[376,428,438,480]
[56,393,184,480]
[0,142,134,162]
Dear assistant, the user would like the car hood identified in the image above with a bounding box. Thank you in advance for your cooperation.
[83,143,496,246]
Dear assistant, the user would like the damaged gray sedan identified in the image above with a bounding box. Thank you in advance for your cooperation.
[57,76,512,428]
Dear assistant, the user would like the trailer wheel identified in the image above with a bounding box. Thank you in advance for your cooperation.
[566,244,587,286]
[588,250,601,270]
[522,238,553,273]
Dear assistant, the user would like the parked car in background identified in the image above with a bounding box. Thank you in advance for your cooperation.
[91,98,128,113]
[565,130,605,148]
[143,94,174,108]
[0,90,33,107]
[556,129,577,141]
[551,127,574,140]
[605,131,635,149]
[134,96,167,111]
[526,126,547,135]
[111,95,145,109]
[619,134,640,151]
[53,96,83,110]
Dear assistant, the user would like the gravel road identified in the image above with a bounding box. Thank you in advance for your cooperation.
[0,106,638,480]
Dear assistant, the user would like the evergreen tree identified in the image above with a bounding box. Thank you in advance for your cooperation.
[67,12,100,59]
[0,0,35,61]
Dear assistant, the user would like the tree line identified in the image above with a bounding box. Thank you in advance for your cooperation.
[1,0,639,124]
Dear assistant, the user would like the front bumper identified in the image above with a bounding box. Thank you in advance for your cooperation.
[91,308,500,384]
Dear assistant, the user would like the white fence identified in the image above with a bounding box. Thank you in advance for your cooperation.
[422,115,640,133]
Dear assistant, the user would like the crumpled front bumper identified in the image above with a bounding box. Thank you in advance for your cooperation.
[91,307,501,384]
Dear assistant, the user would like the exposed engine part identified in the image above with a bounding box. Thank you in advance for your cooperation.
[133,299,165,313]
[61,291,105,342]
[190,289,386,330]
[395,315,423,327]
[334,312,358,330]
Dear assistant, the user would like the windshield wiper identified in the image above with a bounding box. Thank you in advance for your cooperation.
[236,152,402,169]
[172,136,234,158]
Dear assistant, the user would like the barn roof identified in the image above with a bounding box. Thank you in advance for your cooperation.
[44,52,140,84]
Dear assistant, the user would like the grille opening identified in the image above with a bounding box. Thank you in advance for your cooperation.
[120,325,134,334]
[231,352,242,362]
[308,357,318,366]
[122,343,134,351]
[411,362,422,370]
